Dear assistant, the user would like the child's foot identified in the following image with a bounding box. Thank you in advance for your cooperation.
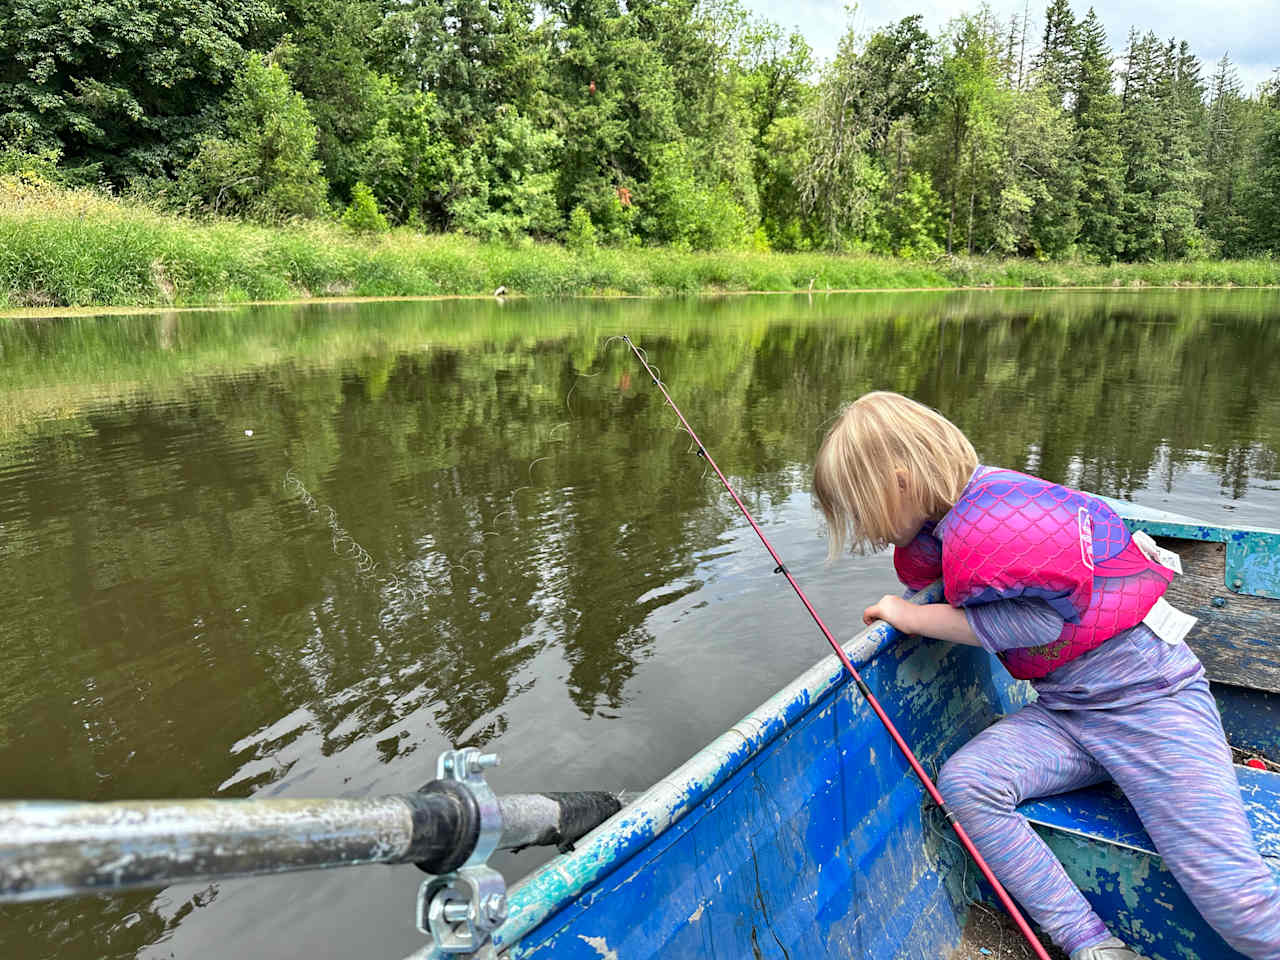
[1070,937,1151,960]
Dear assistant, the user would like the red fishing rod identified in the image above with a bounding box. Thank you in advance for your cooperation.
[622,335,1051,960]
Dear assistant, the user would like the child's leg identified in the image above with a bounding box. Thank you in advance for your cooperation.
[937,702,1113,954]
[1065,679,1280,960]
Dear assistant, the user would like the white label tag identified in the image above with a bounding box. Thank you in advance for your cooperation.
[1132,531,1183,574]
[1143,596,1198,645]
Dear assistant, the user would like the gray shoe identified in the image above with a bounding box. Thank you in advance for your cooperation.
[1069,936,1152,960]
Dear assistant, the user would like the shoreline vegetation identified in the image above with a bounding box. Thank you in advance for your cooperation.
[2,186,1278,314]
[5,0,1279,324]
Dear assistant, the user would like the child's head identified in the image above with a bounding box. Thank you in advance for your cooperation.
[813,391,977,559]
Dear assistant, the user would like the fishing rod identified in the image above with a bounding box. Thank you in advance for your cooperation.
[622,335,1052,960]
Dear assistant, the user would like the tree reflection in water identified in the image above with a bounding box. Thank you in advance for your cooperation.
[0,290,1277,958]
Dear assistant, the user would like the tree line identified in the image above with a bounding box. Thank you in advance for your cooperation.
[2,0,1278,260]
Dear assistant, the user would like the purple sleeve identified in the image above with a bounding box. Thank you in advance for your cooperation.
[964,598,1065,654]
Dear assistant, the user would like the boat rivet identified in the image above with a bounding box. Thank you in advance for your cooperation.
[1211,596,1227,608]
[1232,577,1243,590]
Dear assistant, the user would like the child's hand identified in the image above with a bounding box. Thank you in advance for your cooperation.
[863,594,917,633]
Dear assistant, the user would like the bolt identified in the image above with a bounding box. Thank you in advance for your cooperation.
[483,893,508,923]
[1233,577,1244,590]
[469,753,500,774]
[443,900,470,924]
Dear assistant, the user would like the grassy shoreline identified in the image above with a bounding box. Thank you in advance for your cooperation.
[3,184,1279,311]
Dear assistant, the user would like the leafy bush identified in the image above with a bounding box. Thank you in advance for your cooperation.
[449,108,562,242]
[176,54,329,222]
[342,182,389,233]
[640,144,753,250]
[566,205,597,250]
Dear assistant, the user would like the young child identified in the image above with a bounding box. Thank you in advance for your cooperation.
[812,391,1280,960]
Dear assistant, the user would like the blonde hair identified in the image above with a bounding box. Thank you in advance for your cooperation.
[813,392,977,560]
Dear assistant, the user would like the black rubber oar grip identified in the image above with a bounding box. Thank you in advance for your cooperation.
[405,780,480,874]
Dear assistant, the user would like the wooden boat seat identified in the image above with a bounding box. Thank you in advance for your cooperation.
[1144,535,1280,695]
[1016,764,1280,869]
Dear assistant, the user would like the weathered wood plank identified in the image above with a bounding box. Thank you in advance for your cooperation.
[1156,537,1280,694]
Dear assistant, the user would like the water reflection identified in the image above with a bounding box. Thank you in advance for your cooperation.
[1,291,1278,957]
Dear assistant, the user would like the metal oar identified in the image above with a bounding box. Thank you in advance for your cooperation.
[0,747,627,954]
[622,334,1053,960]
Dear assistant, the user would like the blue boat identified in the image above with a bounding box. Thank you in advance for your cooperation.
[408,501,1280,960]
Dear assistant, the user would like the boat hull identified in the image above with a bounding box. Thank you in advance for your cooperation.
[409,506,1280,960]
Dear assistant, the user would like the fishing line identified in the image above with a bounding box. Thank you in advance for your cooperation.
[284,469,432,604]
[621,334,1052,960]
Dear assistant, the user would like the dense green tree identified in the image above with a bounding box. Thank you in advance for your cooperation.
[932,13,1002,254]
[1,0,1276,257]
[739,17,813,247]
[992,80,1078,256]
[1244,106,1280,252]
[1202,55,1252,255]
[798,29,887,250]
[1069,8,1124,261]
[176,54,329,221]
[547,0,683,241]
[1117,30,1164,259]
[739,20,812,145]
[1118,33,1205,260]
[853,15,940,154]
[449,106,563,240]
[1151,41,1206,258]
[0,0,278,181]
[274,0,399,200]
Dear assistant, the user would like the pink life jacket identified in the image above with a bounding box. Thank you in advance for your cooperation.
[893,468,1173,679]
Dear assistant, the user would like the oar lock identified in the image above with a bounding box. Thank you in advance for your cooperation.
[416,747,507,954]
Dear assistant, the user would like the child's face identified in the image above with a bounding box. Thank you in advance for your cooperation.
[889,469,929,547]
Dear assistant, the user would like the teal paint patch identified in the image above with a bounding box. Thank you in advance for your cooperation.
[1226,530,1280,599]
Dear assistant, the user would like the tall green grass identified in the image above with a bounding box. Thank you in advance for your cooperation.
[2,180,1277,310]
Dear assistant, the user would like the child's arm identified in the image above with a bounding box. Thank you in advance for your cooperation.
[862,595,981,647]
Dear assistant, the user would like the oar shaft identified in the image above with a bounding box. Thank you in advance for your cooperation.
[0,791,623,903]
[622,336,1051,960]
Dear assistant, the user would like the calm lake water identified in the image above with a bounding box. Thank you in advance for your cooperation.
[2,290,1279,959]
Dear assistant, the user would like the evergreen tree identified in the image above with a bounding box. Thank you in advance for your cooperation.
[1151,40,1205,258]
[1070,8,1124,261]
[1117,30,1162,259]
[1203,54,1252,255]
[1244,106,1280,253]
[1032,0,1077,108]
[799,28,885,249]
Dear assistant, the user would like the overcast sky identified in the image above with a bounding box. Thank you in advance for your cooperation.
[740,0,1278,96]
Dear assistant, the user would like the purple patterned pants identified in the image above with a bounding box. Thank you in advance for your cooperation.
[937,679,1280,958]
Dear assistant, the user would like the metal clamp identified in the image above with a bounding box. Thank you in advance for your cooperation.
[417,749,506,954]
